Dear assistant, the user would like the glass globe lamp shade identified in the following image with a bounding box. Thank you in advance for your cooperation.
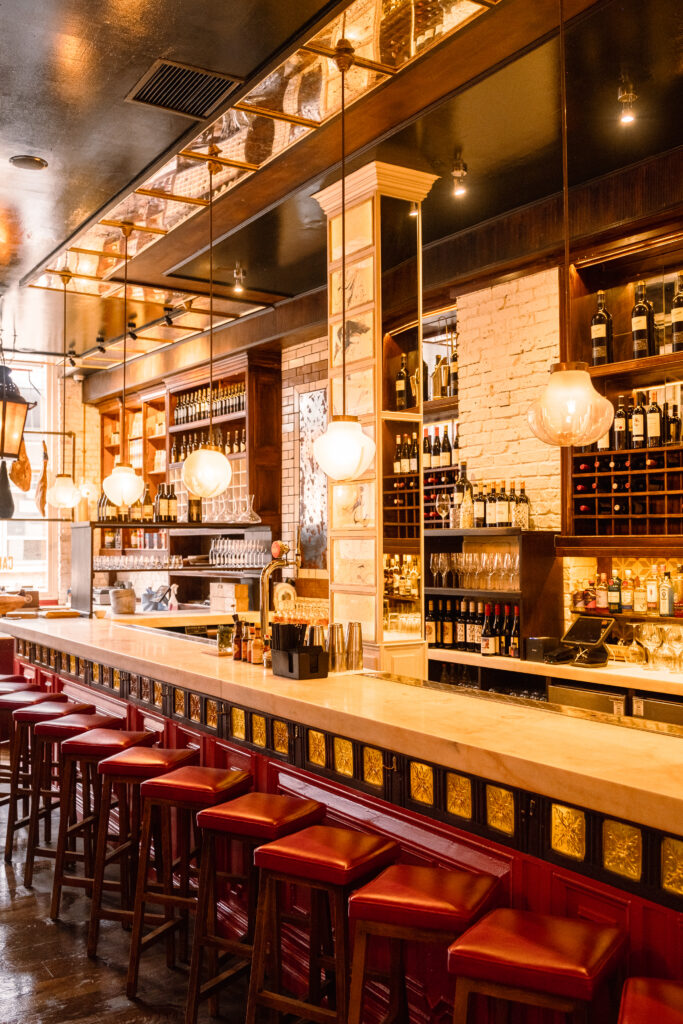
[46,473,81,509]
[313,416,376,481]
[102,463,144,507]
[527,362,614,447]
[79,478,97,499]
[181,446,232,499]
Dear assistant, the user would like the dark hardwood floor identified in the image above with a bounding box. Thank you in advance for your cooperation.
[0,798,247,1023]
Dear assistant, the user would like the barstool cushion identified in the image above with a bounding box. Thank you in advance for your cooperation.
[140,765,252,806]
[254,824,398,886]
[349,864,499,932]
[61,728,156,759]
[13,700,95,723]
[0,690,69,712]
[197,791,325,840]
[0,674,32,683]
[447,908,626,1002]
[35,712,125,741]
[0,680,40,693]
[618,977,683,1023]
[98,744,198,779]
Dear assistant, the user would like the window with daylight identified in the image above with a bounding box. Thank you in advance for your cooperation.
[0,363,58,594]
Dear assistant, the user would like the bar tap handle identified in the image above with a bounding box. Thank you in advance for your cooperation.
[294,527,302,574]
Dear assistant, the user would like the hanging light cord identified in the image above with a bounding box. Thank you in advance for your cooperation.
[208,153,216,443]
[60,271,71,474]
[559,0,571,360]
[334,37,355,416]
[121,226,131,466]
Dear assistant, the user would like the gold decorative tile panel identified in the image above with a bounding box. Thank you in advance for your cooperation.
[231,707,246,740]
[69,656,76,675]
[273,721,289,755]
[189,694,200,722]
[92,664,100,683]
[205,700,218,729]
[551,804,586,861]
[486,785,515,836]
[603,820,642,881]
[410,762,434,805]
[153,682,163,707]
[308,730,326,767]
[446,773,472,820]
[661,837,683,896]
[252,714,266,747]
[112,669,120,691]
[141,678,151,702]
[334,737,354,777]
[174,689,185,715]
[363,746,383,787]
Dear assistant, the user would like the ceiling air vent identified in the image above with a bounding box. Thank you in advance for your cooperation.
[126,59,240,120]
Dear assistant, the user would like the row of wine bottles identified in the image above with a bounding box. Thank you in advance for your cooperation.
[584,393,682,452]
[171,428,246,464]
[97,483,179,523]
[575,498,647,516]
[590,274,683,365]
[575,452,668,472]
[426,598,520,657]
[394,350,459,410]
[576,475,666,495]
[173,383,246,424]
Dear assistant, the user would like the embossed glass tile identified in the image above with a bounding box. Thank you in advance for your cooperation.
[252,714,266,747]
[206,700,218,729]
[153,682,163,707]
[551,804,586,861]
[410,762,434,805]
[141,678,151,702]
[446,773,472,819]
[363,746,383,787]
[231,707,246,740]
[661,836,683,896]
[334,737,354,777]
[308,730,326,767]
[486,785,515,836]
[174,689,185,716]
[603,820,642,881]
[273,721,289,755]
[92,664,100,683]
[189,694,201,722]
[112,669,120,691]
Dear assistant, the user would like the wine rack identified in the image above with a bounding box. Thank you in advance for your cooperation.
[382,472,420,540]
[424,464,458,525]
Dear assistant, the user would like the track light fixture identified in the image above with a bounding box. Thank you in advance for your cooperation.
[618,77,637,124]
[96,335,106,354]
[68,355,76,367]
[163,307,174,327]
[452,156,467,197]
[409,201,419,218]
[127,320,138,341]
[233,261,245,294]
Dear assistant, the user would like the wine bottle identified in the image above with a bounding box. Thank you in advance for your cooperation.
[400,434,411,474]
[492,603,503,653]
[168,483,178,523]
[241,428,246,452]
[441,425,452,468]
[130,493,142,523]
[668,404,681,445]
[449,342,458,397]
[425,600,436,646]
[395,354,408,410]
[630,392,645,448]
[480,604,497,656]
[431,427,441,466]
[514,481,531,529]
[159,483,170,523]
[646,391,663,448]
[508,606,520,658]
[474,484,486,528]
[442,599,454,649]
[672,272,683,352]
[474,601,485,649]
[632,280,655,358]
[613,395,627,450]
[409,432,419,473]
[501,604,512,657]
[590,289,613,365]
[393,434,402,474]
[422,428,432,470]
[485,482,498,527]
[465,600,477,652]
[456,599,468,651]
[496,481,510,527]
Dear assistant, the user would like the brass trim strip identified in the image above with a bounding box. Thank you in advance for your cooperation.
[234,101,320,129]
[302,42,396,78]
[180,149,259,172]
[68,246,129,260]
[135,187,209,207]
[100,219,168,235]
[45,269,104,283]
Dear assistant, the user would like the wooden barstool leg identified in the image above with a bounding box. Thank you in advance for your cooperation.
[347,920,369,1024]
[87,774,114,958]
[117,782,132,909]
[206,833,220,1018]
[162,804,176,970]
[126,799,155,999]
[309,887,324,1004]
[50,755,76,920]
[245,872,275,1024]
[4,722,24,861]
[178,806,191,963]
[387,936,409,1024]
[184,830,215,1024]
[331,885,349,1022]
[23,734,45,886]
[452,979,472,1024]
[42,738,53,843]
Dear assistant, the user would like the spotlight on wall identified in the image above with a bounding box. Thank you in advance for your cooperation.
[96,334,106,354]
[409,201,419,218]
[618,77,637,124]
[233,261,245,294]
[127,320,138,341]
[163,307,174,327]
[452,156,468,197]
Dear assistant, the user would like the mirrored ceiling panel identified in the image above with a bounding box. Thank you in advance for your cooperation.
[30,272,118,297]
[187,108,314,175]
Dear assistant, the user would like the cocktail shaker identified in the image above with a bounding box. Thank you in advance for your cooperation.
[345,621,363,671]
[327,623,346,672]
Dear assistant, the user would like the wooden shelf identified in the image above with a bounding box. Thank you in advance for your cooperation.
[425,587,521,600]
[589,350,683,387]
[424,527,524,537]
[556,535,683,557]
[422,395,459,421]
[146,434,167,447]
[168,410,246,434]
[569,607,683,625]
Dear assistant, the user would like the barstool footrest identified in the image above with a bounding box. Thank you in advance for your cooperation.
[257,990,337,1023]
[200,959,250,998]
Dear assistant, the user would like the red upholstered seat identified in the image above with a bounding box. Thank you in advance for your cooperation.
[13,700,95,723]
[61,728,157,759]
[0,680,39,693]
[197,791,325,839]
[349,864,499,932]
[618,977,683,1023]
[35,712,125,741]
[0,690,68,712]
[140,765,252,806]
[447,908,626,1002]
[255,824,398,886]
[98,744,198,779]
[0,674,31,683]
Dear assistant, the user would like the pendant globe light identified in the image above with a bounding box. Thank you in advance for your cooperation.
[47,272,80,510]
[526,0,614,449]
[313,37,376,482]
[102,226,145,508]
[182,148,232,499]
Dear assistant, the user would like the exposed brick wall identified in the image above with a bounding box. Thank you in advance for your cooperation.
[457,268,561,531]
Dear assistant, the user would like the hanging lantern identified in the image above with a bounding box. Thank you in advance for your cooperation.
[0,365,31,459]
[527,362,614,447]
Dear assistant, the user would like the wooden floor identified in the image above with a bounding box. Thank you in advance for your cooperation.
[0,799,247,1023]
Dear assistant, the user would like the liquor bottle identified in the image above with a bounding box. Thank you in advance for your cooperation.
[232,620,242,661]
[632,280,655,358]
[422,428,432,470]
[442,599,454,649]
[591,289,613,365]
[400,434,411,474]
[674,565,683,618]
[480,604,498,656]
[668,404,681,445]
[496,482,510,527]
[449,342,458,398]
[393,435,402,474]
[646,564,659,613]
[409,432,419,473]
[441,426,452,468]
[241,428,246,452]
[631,393,646,448]
[395,354,408,410]
[513,481,531,529]
[646,391,663,448]
[672,273,683,352]
[456,599,468,651]
[508,606,520,658]
[633,577,647,614]
[596,573,609,611]
[465,600,477,652]
[474,484,486,528]
[607,575,622,614]
[621,569,634,612]
[596,427,611,454]
[431,427,441,467]
[425,600,436,646]
[485,482,498,527]
[474,602,485,650]
[130,493,142,523]
[168,483,178,522]
[613,395,628,450]
[659,571,674,617]
[500,604,511,656]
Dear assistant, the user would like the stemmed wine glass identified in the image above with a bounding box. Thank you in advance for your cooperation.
[435,492,450,527]
[635,623,663,669]
[438,552,451,588]
[429,552,441,587]
[667,628,683,672]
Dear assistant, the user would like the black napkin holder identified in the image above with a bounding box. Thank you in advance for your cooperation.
[272,646,329,680]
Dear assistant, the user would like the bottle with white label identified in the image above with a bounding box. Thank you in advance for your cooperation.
[672,272,683,352]
[485,483,498,526]
[621,569,634,612]
[480,604,498,656]
[613,396,628,450]
[441,426,452,468]
[590,290,613,365]
[646,565,660,614]
[631,393,646,449]
[632,280,654,358]
[474,484,486,528]
[596,573,609,610]
[646,392,663,448]
[496,482,510,526]
[659,572,674,617]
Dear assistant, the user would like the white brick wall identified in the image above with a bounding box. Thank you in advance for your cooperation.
[58,379,100,602]
[457,268,561,531]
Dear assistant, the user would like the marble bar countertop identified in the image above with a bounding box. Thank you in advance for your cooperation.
[2,617,683,834]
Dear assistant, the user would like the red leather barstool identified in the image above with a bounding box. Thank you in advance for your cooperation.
[5,699,95,862]
[0,679,41,805]
[348,864,501,1024]
[618,977,683,1023]
[184,791,325,1024]
[51,729,157,920]
[87,744,201,958]
[0,690,68,831]
[24,712,125,886]
[126,765,254,1000]
[246,824,398,1024]
[447,908,627,1023]
[0,678,40,690]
